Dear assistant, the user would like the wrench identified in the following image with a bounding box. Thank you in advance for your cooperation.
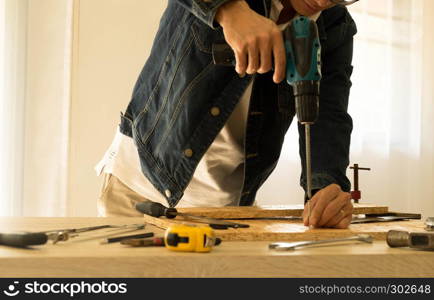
[269,234,373,251]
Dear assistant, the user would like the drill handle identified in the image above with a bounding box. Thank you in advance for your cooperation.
[284,16,322,85]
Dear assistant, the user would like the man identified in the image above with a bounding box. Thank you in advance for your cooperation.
[96,0,358,228]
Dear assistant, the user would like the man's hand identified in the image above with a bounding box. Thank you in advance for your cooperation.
[215,0,286,83]
[303,184,353,228]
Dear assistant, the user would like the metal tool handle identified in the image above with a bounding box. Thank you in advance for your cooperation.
[0,232,48,247]
[426,217,434,231]
[43,224,114,235]
[386,230,410,248]
[135,202,177,219]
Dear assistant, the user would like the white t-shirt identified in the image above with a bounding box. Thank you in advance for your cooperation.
[95,80,252,208]
[95,1,321,208]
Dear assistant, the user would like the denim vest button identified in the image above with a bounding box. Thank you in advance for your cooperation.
[165,189,172,198]
[184,149,193,157]
[210,107,220,116]
[211,106,220,117]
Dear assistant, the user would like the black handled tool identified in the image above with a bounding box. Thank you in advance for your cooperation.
[135,202,249,229]
[0,225,112,247]
[0,224,144,247]
[0,232,48,247]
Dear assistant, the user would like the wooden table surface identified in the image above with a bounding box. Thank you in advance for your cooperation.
[1,217,433,278]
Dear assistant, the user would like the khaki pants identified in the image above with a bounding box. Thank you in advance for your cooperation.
[97,173,150,217]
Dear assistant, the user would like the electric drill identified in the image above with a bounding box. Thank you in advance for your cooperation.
[284,16,322,217]
[212,16,322,217]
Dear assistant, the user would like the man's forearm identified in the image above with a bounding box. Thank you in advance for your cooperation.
[298,7,356,194]
[214,0,248,27]
[174,0,235,28]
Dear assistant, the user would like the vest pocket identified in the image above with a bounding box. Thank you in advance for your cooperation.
[190,19,224,54]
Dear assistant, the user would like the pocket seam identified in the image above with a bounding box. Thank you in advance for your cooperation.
[99,174,114,200]
[191,20,217,54]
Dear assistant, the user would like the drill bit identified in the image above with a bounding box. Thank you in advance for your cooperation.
[305,124,312,224]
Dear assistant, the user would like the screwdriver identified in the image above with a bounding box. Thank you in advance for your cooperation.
[284,16,321,222]
[135,202,249,229]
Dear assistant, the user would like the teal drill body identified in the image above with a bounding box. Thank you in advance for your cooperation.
[285,16,322,124]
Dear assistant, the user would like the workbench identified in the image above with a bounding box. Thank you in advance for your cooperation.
[1,217,434,278]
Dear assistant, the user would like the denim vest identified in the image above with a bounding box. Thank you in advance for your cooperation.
[119,0,357,207]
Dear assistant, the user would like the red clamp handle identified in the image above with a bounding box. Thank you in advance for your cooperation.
[351,190,361,200]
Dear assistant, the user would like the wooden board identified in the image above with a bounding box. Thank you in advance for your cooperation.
[176,203,388,219]
[142,216,424,242]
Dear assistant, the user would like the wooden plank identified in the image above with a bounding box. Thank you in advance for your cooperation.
[176,203,388,219]
[142,215,424,242]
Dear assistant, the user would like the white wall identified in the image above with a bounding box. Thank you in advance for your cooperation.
[23,0,72,216]
[0,0,27,216]
[67,0,434,217]
[69,0,167,216]
[420,0,434,217]
[68,0,304,215]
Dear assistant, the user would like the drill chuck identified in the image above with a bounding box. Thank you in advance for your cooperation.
[293,81,319,124]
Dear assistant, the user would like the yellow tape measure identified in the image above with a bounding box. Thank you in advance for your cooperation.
[164,225,222,252]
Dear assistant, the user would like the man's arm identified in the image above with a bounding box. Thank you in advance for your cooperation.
[215,0,286,82]
[175,1,335,83]
[174,0,286,83]
[301,7,357,229]
[174,0,234,29]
